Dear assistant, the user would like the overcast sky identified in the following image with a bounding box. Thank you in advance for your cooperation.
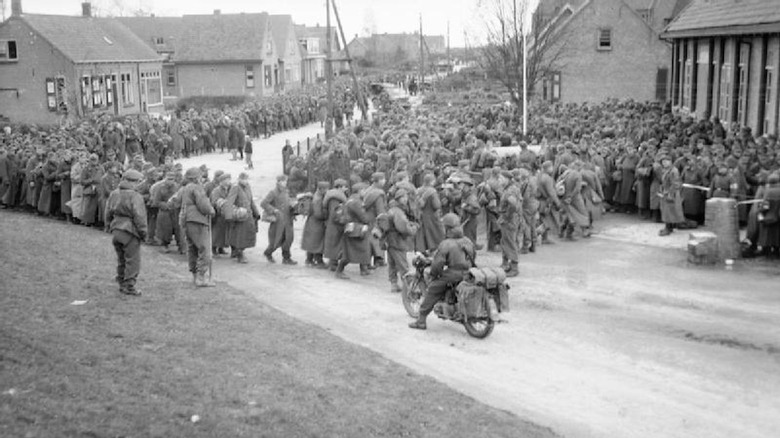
[7,0,540,47]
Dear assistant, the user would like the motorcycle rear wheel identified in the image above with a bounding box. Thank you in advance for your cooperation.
[463,317,495,339]
[402,276,425,318]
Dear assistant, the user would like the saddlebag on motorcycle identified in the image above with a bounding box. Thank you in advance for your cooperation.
[464,267,510,313]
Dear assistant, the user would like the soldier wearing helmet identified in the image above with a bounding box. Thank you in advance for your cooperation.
[409,213,476,330]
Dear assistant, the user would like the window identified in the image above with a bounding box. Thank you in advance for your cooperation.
[683,60,693,109]
[308,38,320,54]
[285,68,291,83]
[264,65,272,87]
[0,40,18,61]
[105,76,113,106]
[542,71,561,102]
[121,73,134,106]
[246,65,255,88]
[92,76,104,107]
[266,40,273,55]
[155,37,164,45]
[141,71,162,106]
[45,76,68,113]
[736,43,749,126]
[597,28,612,51]
[719,63,732,122]
[81,76,92,109]
[698,44,709,64]
[637,9,651,23]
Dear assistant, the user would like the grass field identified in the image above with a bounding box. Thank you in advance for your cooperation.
[0,211,556,438]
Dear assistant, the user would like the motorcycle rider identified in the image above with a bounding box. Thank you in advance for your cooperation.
[408,213,476,330]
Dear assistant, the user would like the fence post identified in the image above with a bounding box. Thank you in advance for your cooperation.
[307,137,311,153]
[297,141,301,156]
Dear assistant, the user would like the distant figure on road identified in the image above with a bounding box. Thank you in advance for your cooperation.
[105,169,147,296]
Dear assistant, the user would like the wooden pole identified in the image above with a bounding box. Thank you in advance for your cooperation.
[325,0,334,139]
[330,0,368,121]
[419,14,424,88]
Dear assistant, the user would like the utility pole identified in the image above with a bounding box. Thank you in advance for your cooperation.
[419,14,424,87]
[447,20,451,74]
[330,0,368,121]
[325,0,334,139]
[522,23,528,136]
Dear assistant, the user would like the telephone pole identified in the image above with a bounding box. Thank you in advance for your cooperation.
[325,0,334,139]
[419,14,424,86]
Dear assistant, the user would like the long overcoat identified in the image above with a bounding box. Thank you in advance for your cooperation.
[659,167,686,224]
[301,190,327,254]
[226,183,260,250]
[342,195,371,264]
[261,186,294,250]
[414,185,444,252]
[323,189,347,261]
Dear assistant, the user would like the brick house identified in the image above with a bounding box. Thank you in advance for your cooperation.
[531,0,689,104]
[661,0,780,136]
[174,13,276,98]
[0,1,163,125]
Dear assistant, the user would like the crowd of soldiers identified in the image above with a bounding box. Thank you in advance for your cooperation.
[2,83,780,296]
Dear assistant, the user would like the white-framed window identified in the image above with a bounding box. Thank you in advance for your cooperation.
[141,71,162,106]
[45,76,68,113]
[597,28,612,51]
[266,40,273,55]
[0,40,18,61]
[121,73,134,106]
[264,65,272,87]
[246,65,255,88]
[81,76,92,109]
[683,59,693,109]
[719,63,732,122]
[92,76,104,107]
[308,38,320,54]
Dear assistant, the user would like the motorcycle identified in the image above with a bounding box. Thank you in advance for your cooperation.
[401,252,510,339]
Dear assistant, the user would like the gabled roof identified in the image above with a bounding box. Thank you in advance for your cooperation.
[116,16,186,54]
[662,0,780,38]
[269,15,298,58]
[176,13,270,63]
[17,14,160,63]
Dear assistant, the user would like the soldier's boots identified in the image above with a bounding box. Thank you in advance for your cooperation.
[506,262,519,277]
[195,272,216,287]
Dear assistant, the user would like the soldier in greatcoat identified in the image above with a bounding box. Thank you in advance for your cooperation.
[301,181,330,268]
[261,175,296,265]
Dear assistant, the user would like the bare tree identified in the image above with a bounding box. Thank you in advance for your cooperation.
[478,0,574,106]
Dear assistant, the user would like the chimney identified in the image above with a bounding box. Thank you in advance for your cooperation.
[82,2,92,18]
[213,9,221,15]
[11,0,22,16]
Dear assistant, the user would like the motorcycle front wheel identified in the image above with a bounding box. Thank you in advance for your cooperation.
[463,317,495,339]
[402,276,425,318]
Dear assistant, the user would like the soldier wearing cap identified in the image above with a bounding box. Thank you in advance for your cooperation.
[323,178,349,274]
[180,167,216,287]
[261,174,297,265]
[105,169,147,296]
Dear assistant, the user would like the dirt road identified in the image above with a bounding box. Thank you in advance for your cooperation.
[179,120,780,438]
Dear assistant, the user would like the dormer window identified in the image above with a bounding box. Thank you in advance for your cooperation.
[155,37,164,45]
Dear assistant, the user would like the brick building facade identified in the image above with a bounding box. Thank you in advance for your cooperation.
[0,2,162,125]
[532,0,688,104]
